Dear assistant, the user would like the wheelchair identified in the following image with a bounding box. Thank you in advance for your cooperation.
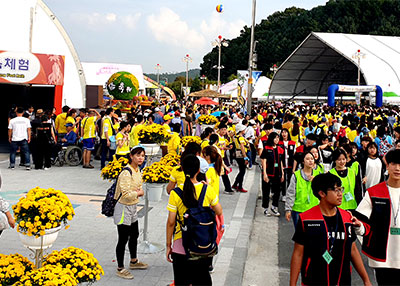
[51,144,83,167]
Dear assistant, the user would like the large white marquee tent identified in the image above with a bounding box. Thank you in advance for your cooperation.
[269,32,400,104]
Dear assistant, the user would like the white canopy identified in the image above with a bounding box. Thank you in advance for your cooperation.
[270,32,400,103]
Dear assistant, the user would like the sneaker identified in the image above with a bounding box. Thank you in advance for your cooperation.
[270,206,280,217]
[44,167,50,171]
[224,190,234,195]
[237,188,248,193]
[88,164,94,169]
[82,165,90,169]
[129,260,148,270]
[281,195,286,202]
[264,208,271,217]
[9,166,15,170]
[232,185,239,191]
[209,265,214,273]
[247,166,253,170]
[116,268,134,279]
[26,166,31,171]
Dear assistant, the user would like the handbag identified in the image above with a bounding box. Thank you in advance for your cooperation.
[109,135,117,150]
[0,212,8,231]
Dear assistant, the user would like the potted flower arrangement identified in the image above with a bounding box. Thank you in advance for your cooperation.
[12,187,75,249]
[0,253,34,286]
[138,124,170,155]
[198,114,218,126]
[181,136,202,148]
[43,247,104,284]
[101,157,129,181]
[15,264,78,286]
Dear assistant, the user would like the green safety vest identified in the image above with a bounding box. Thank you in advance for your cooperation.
[330,168,357,210]
[350,161,359,176]
[292,170,320,212]
[314,164,325,175]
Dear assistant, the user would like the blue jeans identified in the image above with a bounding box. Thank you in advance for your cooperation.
[10,140,30,167]
[100,139,115,169]
[246,150,252,168]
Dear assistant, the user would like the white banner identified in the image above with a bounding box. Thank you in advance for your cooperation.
[338,85,376,93]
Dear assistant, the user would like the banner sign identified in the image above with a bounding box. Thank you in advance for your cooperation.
[338,85,376,93]
[0,51,65,85]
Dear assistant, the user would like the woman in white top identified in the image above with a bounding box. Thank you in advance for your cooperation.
[361,142,386,190]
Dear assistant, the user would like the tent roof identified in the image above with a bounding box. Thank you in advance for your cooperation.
[188,89,230,99]
[269,32,400,101]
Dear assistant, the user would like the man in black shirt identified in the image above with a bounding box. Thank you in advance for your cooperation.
[290,173,372,286]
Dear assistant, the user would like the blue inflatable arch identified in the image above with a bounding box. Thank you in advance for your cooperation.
[327,84,383,107]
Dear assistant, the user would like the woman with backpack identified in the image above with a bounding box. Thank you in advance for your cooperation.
[166,155,223,286]
[232,125,249,193]
[113,146,148,280]
[375,125,393,157]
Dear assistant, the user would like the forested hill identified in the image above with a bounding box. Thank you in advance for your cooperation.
[145,69,200,83]
[200,0,400,82]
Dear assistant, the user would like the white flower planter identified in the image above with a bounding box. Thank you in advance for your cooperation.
[19,226,62,249]
[146,183,165,202]
[142,143,161,156]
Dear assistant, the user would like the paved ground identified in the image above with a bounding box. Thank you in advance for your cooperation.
[0,155,259,286]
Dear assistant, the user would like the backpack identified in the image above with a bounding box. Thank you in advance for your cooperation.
[337,127,347,140]
[101,167,132,217]
[173,186,218,259]
[314,125,324,136]
[378,136,392,157]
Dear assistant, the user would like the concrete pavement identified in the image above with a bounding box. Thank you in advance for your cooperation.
[0,156,260,286]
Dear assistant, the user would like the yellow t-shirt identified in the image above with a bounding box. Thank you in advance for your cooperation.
[168,132,181,155]
[206,166,220,196]
[55,112,68,134]
[201,139,210,150]
[101,116,114,139]
[161,124,172,146]
[348,130,358,142]
[65,117,76,133]
[234,135,248,152]
[115,132,130,155]
[217,135,228,158]
[167,183,219,241]
[81,116,97,139]
[169,166,185,190]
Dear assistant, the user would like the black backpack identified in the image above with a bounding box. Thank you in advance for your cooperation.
[101,167,132,217]
[173,185,218,260]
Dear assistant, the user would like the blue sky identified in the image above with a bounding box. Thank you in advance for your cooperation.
[44,0,327,74]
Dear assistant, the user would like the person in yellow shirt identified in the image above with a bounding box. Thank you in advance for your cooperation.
[202,146,223,196]
[101,108,116,169]
[129,115,144,148]
[167,123,181,155]
[55,105,70,141]
[200,127,214,150]
[115,122,131,160]
[81,109,100,168]
[161,114,173,156]
[166,155,223,285]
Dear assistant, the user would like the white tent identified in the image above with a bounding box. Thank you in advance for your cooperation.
[229,76,271,100]
[270,32,400,103]
[0,0,86,107]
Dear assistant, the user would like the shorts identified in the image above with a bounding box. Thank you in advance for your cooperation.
[82,138,95,151]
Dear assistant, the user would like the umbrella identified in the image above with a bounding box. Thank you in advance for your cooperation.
[195,97,219,105]
[211,111,226,117]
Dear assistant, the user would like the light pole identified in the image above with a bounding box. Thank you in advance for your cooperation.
[200,74,207,90]
[183,54,192,100]
[270,64,278,100]
[155,64,162,100]
[247,0,256,115]
[212,35,229,91]
[352,49,366,104]
[352,49,366,86]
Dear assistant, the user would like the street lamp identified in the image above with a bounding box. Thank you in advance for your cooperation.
[200,74,207,90]
[352,49,366,86]
[183,54,192,100]
[270,64,278,77]
[155,63,162,84]
[212,35,229,90]
[247,0,256,115]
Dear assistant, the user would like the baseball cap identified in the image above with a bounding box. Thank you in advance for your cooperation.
[65,123,73,127]
[235,124,246,133]
[321,117,327,122]
[361,127,370,134]
[154,107,160,112]
[163,114,173,121]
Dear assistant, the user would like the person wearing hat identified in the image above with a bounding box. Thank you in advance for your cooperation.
[61,122,77,147]
[153,107,164,125]
[232,124,249,193]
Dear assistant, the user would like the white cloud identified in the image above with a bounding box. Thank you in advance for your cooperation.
[71,12,141,30]
[200,13,246,40]
[121,13,141,30]
[147,8,206,51]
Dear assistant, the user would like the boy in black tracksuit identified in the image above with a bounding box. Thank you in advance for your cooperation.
[290,173,372,286]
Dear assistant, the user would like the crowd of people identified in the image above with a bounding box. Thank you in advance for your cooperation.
[4,100,400,285]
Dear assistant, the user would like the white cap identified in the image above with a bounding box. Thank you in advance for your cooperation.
[236,124,246,133]
[154,107,160,112]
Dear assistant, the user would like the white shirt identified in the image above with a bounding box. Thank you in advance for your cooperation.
[244,126,255,143]
[8,116,31,141]
[365,157,382,189]
[357,186,400,268]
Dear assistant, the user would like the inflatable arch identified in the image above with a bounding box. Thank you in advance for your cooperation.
[327,84,383,107]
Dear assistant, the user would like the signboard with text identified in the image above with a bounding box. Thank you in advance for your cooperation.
[0,51,65,85]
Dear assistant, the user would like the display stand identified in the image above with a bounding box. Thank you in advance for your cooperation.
[137,147,164,254]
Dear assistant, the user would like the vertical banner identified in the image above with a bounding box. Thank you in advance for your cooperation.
[237,70,249,107]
